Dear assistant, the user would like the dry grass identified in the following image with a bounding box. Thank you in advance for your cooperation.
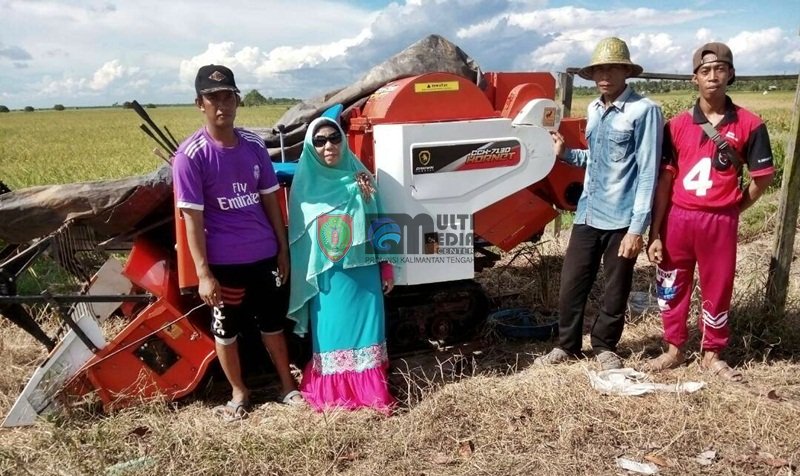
[2,199,800,475]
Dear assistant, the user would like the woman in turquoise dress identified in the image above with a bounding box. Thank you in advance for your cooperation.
[287,116,395,413]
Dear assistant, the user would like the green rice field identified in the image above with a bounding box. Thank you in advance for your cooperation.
[0,91,795,190]
[0,105,289,189]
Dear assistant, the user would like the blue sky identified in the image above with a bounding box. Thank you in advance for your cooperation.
[1,0,797,109]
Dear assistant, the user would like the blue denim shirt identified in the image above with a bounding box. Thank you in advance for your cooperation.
[566,85,663,235]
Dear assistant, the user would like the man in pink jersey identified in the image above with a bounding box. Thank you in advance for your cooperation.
[173,64,303,420]
[645,43,774,381]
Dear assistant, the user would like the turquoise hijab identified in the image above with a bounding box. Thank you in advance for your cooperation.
[287,117,380,336]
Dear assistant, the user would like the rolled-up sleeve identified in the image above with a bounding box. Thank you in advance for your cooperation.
[565,148,590,167]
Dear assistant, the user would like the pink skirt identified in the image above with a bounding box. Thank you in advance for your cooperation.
[300,360,395,415]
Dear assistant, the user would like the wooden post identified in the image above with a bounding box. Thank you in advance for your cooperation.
[766,73,800,315]
[558,72,574,118]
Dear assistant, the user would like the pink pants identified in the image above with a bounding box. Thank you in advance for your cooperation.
[656,205,738,352]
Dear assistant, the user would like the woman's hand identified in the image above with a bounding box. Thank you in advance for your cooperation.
[379,261,394,295]
[382,278,394,295]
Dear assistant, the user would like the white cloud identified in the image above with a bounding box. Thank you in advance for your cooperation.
[178,42,246,85]
[178,29,373,86]
[506,7,714,33]
[630,33,680,56]
[696,28,713,44]
[629,33,684,73]
[727,27,783,56]
[30,59,139,100]
[39,77,88,97]
[4,0,107,24]
[1,1,798,108]
[89,60,137,91]
[127,78,150,90]
[521,29,617,72]
[256,30,373,76]
[785,50,800,63]
[456,16,506,39]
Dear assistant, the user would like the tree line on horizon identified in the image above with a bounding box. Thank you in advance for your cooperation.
[573,77,798,96]
[0,89,301,113]
[1,80,796,112]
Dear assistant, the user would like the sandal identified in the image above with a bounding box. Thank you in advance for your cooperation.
[642,352,686,372]
[281,390,305,407]
[213,400,249,422]
[702,359,744,382]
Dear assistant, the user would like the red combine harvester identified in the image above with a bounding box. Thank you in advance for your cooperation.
[1,70,585,427]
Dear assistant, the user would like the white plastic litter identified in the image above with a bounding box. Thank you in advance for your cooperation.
[695,449,717,465]
[587,368,706,396]
[615,457,660,474]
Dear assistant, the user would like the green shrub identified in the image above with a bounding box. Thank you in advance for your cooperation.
[23,106,34,112]
[242,89,268,107]
[54,104,65,111]
[659,95,696,120]
[0,105,9,113]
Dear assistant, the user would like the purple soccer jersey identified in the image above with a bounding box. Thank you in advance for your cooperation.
[173,127,280,265]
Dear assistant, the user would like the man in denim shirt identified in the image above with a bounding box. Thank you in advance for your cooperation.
[536,37,663,370]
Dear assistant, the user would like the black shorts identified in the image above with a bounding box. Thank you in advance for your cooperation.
[208,257,288,341]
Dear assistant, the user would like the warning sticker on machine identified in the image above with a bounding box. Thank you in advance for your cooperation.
[414,81,460,93]
[412,139,522,174]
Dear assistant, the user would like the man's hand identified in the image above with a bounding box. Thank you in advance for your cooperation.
[550,131,565,159]
[647,238,664,264]
[618,233,643,259]
[277,248,290,286]
[198,273,222,308]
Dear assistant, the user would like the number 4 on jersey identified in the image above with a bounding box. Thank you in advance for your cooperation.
[683,157,713,196]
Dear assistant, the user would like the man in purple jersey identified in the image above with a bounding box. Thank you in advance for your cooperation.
[173,64,303,420]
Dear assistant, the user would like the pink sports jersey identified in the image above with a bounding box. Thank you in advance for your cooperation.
[173,127,280,265]
[662,97,773,210]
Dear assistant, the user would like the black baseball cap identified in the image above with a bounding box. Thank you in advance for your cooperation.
[195,64,240,95]
[692,42,735,84]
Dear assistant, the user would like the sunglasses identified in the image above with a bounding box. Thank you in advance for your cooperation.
[312,131,343,147]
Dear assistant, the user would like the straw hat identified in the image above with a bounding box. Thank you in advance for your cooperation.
[577,37,643,80]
